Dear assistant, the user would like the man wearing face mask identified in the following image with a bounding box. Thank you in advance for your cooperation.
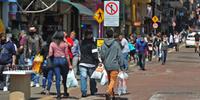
[25,26,44,59]
[25,26,44,87]
[0,33,16,91]
[136,36,148,71]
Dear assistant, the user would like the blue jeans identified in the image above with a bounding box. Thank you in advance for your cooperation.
[31,73,40,84]
[122,52,129,70]
[79,65,97,95]
[47,57,67,96]
[161,50,167,64]
[18,54,25,65]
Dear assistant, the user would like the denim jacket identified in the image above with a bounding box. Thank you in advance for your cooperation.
[71,39,81,57]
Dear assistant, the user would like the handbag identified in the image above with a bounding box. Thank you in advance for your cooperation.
[47,57,54,68]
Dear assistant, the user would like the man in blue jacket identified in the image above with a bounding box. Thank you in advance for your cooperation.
[136,37,148,71]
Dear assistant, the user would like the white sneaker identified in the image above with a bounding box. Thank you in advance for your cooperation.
[35,83,40,87]
[30,81,34,87]
[3,86,8,91]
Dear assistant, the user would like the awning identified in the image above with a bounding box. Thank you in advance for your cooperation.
[0,0,16,2]
[61,0,93,16]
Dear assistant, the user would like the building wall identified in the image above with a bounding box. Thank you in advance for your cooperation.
[0,2,2,19]
[132,0,151,34]
[2,2,9,28]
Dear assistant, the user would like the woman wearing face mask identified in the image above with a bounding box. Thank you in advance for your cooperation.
[160,35,169,65]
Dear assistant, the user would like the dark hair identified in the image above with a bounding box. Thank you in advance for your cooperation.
[52,31,64,45]
[84,30,92,39]
[106,29,114,38]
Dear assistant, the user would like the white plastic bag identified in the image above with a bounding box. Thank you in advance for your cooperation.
[91,64,104,79]
[67,70,78,88]
[117,71,128,96]
[100,70,108,85]
[118,71,128,79]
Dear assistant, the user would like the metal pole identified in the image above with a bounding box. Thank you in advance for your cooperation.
[99,23,101,38]
[123,0,125,34]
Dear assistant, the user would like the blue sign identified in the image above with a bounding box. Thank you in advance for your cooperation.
[0,0,16,2]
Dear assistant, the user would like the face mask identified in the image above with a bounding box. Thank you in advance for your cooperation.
[0,39,6,44]
[29,32,35,35]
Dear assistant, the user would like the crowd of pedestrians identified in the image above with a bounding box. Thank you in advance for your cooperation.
[0,25,184,99]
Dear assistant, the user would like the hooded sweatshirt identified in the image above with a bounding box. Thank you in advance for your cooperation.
[100,38,123,71]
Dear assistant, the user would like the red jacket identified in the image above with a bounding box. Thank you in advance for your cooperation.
[66,37,74,59]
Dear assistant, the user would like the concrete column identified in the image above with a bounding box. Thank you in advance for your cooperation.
[2,2,9,28]
[63,14,67,31]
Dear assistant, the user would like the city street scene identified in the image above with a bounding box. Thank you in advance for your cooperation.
[0,0,200,100]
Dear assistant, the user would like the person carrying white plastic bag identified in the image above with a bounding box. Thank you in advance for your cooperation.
[91,63,104,80]
[66,70,78,88]
[117,71,128,96]
[100,29,124,100]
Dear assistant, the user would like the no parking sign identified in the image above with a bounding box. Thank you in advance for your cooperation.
[104,1,119,27]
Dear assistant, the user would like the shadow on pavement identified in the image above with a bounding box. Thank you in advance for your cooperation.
[93,93,129,100]
[168,60,200,64]
[31,92,79,100]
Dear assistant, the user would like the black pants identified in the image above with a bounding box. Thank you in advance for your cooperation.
[0,65,9,88]
[138,53,145,70]
[148,51,153,61]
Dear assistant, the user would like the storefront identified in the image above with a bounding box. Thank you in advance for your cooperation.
[16,0,93,41]
[0,0,17,29]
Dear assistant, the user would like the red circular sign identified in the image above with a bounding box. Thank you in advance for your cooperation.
[153,23,158,28]
[105,2,118,15]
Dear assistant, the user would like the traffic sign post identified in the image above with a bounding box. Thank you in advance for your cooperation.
[94,8,104,38]
[153,23,158,29]
[104,1,119,27]
[152,16,159,23]
[94,8,104,24]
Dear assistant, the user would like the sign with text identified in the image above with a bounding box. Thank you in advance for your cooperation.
[104,1,119,27]
[97,39,104,47]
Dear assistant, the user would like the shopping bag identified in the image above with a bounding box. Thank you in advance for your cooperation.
[34,54,44,62]
[117,71,128,96]
[32,62,42,73]
[66,70,78,88]
[91,64,104,80]
[100,70,108,85]
[118,71,128,79]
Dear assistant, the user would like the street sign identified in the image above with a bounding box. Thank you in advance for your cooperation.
[153,23,158,29]
[152,16,159,23]
[97,39,104,47]
[104,1,119,27]
[94,8,104,24]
